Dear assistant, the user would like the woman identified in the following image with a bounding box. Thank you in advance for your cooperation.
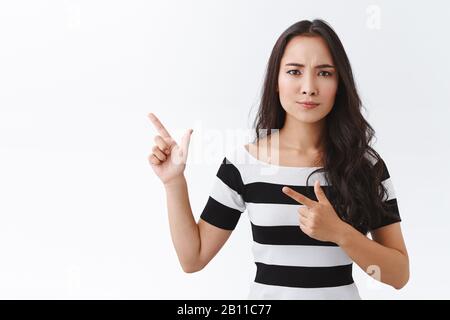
[148,19,409,299]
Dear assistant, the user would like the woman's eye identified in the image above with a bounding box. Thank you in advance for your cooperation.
[287,70,301,75]
[287,70,333,76]
[319,71,333,76]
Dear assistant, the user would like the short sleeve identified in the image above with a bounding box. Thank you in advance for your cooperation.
[199,157,246,231]
[369,158,402,232]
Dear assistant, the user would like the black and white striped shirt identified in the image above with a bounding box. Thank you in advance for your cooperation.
[200,144,401,299]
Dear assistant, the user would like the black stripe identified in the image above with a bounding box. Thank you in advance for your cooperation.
[255,262,354,288]
[384,198,400,215]
[379,158,391,181]
[245,182,337,204]
[200,196,242,230]
[370,198,401,231]
[251,222,338,246]
[217,157,245,196]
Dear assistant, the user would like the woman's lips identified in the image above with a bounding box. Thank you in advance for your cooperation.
[296,101,320,109]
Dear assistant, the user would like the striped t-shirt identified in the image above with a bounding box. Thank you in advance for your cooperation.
[200,144,401,300]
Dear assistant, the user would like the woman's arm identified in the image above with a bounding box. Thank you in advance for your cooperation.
[282,181,409,290]
[337,222,409,289]
[164,175,233,273]
[164,175,202,272]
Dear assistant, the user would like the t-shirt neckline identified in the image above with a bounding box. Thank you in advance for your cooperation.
[242,144,323,170]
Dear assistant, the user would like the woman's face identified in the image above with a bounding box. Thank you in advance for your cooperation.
[277,35,339,123]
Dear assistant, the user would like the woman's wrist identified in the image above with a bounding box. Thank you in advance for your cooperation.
[335,221,355,247]
[163,174,186,189]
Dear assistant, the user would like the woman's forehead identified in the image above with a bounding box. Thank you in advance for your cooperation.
[282,36,334,64]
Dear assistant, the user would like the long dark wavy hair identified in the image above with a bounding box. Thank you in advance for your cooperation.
[251,19,393,235]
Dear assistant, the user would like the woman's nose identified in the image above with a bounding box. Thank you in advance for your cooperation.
[302,88,317,96]
[300,73,318,96]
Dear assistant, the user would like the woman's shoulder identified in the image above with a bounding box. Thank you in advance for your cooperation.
[243,136,272,161]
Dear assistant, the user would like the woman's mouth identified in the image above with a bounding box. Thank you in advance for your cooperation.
[296,101,320,109]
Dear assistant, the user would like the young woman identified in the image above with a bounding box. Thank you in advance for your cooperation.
[148,19,409,300]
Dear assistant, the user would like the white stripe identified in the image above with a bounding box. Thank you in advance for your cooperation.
[381,177,396,201]
[247,281,361,300]
[239,162,327,186]
[210,175,246,212]
[228,144,328,186]
[252,242,352,267]
[247,202,302,226]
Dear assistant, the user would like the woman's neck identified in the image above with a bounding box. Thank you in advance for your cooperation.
[277,115,326,153]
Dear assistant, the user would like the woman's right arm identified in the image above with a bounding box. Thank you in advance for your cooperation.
[148,113,231,273]
[164,175,232,273]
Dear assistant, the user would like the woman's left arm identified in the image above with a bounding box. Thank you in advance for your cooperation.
[337,222,409,289]
[282,181,409,290]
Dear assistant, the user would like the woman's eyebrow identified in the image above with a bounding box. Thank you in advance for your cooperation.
[284,63,335,68]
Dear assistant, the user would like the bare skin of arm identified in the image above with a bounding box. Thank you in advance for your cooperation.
[339,222,409,289]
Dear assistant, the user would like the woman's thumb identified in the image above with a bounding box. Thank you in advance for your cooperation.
[180,128,193,156]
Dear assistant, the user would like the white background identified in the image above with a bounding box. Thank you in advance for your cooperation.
[0,0,449,299]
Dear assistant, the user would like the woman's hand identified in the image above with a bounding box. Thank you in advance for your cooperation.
[282,180,350,244]
[147,113,193,185]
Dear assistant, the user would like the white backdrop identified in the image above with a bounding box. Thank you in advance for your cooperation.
[0,0,449,299]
